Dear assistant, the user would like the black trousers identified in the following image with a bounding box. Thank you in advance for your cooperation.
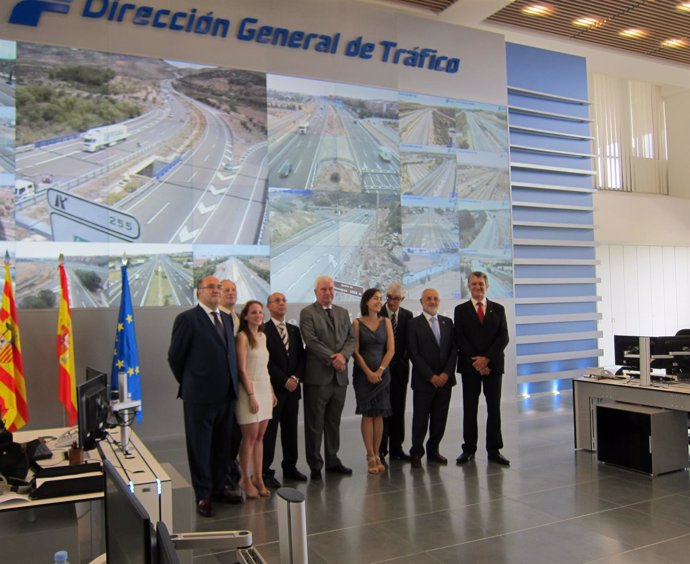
[183,400,233,501]
[262,390,300,475]
[380,364,409,455]
[461,372,503,454]
[410,384,452,458]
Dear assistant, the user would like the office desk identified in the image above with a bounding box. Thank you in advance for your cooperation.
[572,377,690,450]
[2,427,171,563]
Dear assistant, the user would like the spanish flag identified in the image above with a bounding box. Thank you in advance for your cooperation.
[57,256,77,426]
[0,252,28,431]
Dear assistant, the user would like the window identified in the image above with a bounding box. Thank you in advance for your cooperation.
[591,73,668,194]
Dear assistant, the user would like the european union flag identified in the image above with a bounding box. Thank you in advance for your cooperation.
[111,263,142,422]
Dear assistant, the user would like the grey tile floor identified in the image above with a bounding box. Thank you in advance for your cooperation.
[146,391,690,563]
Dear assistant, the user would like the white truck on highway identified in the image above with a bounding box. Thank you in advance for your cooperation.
[298,121,309,134]
[83,124,128,152]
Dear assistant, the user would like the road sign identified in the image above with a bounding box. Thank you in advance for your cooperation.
[334,280,364,297]
[47,188,140,241]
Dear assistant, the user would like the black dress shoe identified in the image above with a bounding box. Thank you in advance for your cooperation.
[325,463,353,475]
[488,452,511,466]
[410,455,422,468]
[264,475,282,489]
[196,499,214,517]
[310,469,322,481]
[284,468,308,482]
[455,452,475,465]
[390,451,412,462]
[427,453,448,464]
[212,487,243,504]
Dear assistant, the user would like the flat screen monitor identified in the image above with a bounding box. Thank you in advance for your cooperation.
[77,369,109,450]
[156,521,180,564]
[655,335,690,375]
[103,459,153,564]
[613,335,641,368]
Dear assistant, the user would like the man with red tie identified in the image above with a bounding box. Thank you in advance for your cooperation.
[454,271,510,466]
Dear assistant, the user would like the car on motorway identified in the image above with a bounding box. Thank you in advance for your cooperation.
[279,161,292,178]
[378,146,392,162]
[15,178,35,199]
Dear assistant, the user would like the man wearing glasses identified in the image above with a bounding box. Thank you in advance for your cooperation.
[379,283,413,463]
[168,275,239,517]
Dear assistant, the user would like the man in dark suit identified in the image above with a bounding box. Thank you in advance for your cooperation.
[300,275,355,480]
[454,271,510,466]
[262,292,308,488]
[168,275,240,517]
[406,288,457,468]
[379,282,413,463]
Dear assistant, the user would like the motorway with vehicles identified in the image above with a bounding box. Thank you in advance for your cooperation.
[399,106,454,146]
[268,98,398,193]
[16,83,266,244]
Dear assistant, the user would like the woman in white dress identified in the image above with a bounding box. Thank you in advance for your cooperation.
[235,300,276,498]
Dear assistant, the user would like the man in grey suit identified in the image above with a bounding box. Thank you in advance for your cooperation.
[300,275,355,480]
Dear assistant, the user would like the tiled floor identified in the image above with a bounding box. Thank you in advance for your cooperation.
[146,391,690,563]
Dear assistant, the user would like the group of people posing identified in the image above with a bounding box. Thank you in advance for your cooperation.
[168,272,509,518]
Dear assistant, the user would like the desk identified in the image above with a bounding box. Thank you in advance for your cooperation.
[572,377,690,450]
[2,427,172,563]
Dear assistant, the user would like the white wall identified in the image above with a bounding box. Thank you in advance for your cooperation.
[666,87,690,200]
[595,191,690,365]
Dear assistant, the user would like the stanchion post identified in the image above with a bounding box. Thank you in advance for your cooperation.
[276,487,307,564]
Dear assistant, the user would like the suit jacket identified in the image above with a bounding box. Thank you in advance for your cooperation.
[406,313,457,391]
[168,305,238,403]
[264,319,305,399]
[381,305,412,375]
[299,302,355,387]
[453,299,509,376]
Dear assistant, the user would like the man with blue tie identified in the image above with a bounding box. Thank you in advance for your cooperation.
[454,271,510,466]
[406,288,457,468]
[168,275,239,517]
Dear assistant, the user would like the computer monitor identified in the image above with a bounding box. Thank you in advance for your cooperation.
[156,521,180,564]
[103,459,154,564]
[656,335,690,375]
[613,335,641,369]
[77,369,109,450]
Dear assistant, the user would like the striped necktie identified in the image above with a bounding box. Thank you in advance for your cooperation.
[278,322,289,351]
[391,312,398,336]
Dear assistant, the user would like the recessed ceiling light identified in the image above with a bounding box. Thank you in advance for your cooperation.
[661,38,689,48]
[677,2,690,13]
[573,16,603,28]
[522,4,554,17]
[619,28,648,39]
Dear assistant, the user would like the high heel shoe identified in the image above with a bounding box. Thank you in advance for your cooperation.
[375,455,386,473]
[251,476,271,497]
[367,455,380,475]
[239,479,259,499]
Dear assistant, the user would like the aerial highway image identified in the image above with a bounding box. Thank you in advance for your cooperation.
[14,242,195,309]
[193,245,270,304]
[14,43,267,245]
[267,75,399,193]
[455,150,510,202]
[269,189,402,303]
[399,91,456,149]
[455,102,508,152]
[457,201,512,251]
[401,148,456,200]
[0,40,15,241]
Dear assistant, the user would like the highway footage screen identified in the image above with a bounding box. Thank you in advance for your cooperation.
[0,39,513,308]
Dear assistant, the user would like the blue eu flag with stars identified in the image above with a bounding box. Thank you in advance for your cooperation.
[111,263,142,422]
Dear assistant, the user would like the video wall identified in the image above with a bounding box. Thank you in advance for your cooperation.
[0,39,512,308]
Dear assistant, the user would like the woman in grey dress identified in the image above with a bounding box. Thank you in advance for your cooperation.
[352,288,395,475]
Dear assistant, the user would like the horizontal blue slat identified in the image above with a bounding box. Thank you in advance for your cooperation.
[517,357,599,376]
[516,320,598,335]
[516,302,597,316]
[515,283,597,298]
[513,246,596,260]
[517,339,599,355]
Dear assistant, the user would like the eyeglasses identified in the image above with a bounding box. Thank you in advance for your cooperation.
[386,295,403,302]
[199,284,222,290]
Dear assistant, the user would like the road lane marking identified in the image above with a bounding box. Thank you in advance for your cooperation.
[147,202,170,224]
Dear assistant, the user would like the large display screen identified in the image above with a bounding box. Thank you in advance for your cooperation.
[0,39,513,307]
